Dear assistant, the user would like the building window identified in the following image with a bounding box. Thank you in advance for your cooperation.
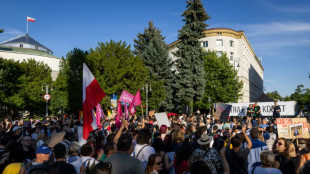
[20,44,23,48]
[217,32,222,35]
[230,52,234,60]
[203,41,208,47]
[230,40,234,47]
[216,39,223,46]
[217,51,223,57]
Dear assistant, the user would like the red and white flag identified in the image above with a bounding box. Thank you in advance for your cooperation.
[27,16,35,22]
[83,63,105,141]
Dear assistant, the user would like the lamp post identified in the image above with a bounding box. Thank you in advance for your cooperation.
[42,84,52,117]
[233,58,240,102]
[142,83,151,117]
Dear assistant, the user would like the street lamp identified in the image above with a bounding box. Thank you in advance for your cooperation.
[233,58,240,102]
[42,84,53,117]
[142,83,151,117]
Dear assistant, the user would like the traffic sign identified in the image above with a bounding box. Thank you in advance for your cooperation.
[43,94,51,101]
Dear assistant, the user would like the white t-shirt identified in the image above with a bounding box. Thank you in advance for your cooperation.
[249,166,282,174]
[134,144,155,169]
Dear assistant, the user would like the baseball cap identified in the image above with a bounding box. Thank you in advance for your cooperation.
[12,126,22,132]
[36,145,51,154]
[222,124,230,130]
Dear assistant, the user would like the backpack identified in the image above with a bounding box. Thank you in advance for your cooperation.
[84,158,97,174]
[24,160,48,174]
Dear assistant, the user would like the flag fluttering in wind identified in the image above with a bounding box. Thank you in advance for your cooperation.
[115,101,123,128]
[83,63,105,141]
[129,90,142,115]
[107,109,112,119]
[27,16,35,22]
[96,103,104,130]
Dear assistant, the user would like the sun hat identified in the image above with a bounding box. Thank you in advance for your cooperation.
[36,145,51,154]
[198,134,213,145]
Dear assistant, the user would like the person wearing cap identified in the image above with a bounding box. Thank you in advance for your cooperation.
[191,134,223,174]
[10,126,22,141]
[19,145,51,174]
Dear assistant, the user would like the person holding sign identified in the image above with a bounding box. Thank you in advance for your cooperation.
[271,101,281,119]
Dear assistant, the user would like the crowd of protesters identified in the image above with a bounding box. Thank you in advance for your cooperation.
[0,107,310,174]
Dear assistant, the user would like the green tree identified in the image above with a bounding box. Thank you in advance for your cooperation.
[266,91,282,101]
[87,40,147,110]
[65,48,88,115]
[18,59,52,116]
[0,29,3,33]
[290,85,310,110]
[50,58,69,115]
[173,0,210,111]
[195,51,243,111]
[134,21,174,111]
[0,58,23,117]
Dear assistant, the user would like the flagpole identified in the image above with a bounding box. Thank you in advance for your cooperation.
[26,18,28,35]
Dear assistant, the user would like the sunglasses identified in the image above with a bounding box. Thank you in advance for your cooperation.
[156,161,162,165]
[276,142,283,146]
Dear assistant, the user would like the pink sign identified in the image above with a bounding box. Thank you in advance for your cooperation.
[119,90,134,104]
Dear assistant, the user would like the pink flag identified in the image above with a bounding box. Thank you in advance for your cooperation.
[96,103,103,130]
[115,101,123,128]
[119,90,134,104]
[124,103,129,120]
[83,63,106,140]
[129,90,142,115]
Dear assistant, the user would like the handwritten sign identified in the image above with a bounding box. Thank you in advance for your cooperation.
[48,132,65,148]
[214,103,232,122]
[276,118,309,139]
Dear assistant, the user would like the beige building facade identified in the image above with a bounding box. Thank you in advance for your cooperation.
[169,28,264,103]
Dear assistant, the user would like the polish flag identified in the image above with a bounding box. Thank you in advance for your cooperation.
[83,63,105,140]
[27,16,35,22]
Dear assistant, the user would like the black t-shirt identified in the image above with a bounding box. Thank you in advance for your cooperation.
[273,105,281,118]
[254,106,261,117]
[246,108,253,117]
[22,148,36,161]
[47,161,76,174]
[225,147,250,174]
[275,155,298,174]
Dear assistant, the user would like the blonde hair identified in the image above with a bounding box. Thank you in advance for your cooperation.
[260,150,275,167]
[172,129,184,143]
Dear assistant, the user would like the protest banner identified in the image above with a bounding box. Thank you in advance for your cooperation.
[48,132,65,148]
[119,90,134,104]
[276,118,309,139]
[154,112,171,127]
[218,101,296,116]
[214,103,232,122]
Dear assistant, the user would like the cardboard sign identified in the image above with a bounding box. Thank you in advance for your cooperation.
[276,118,309,139]
[214,103,232,122]
[48,132,65,148]
[154,112,171,127]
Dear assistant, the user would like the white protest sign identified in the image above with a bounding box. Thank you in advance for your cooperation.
[224,101,296,116]
[155,112,171,127]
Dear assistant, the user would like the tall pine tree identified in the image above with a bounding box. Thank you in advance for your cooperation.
[134,21,174,111]
[173,0,210,111]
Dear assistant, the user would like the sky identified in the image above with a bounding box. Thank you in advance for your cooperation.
[0,0,309,97]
